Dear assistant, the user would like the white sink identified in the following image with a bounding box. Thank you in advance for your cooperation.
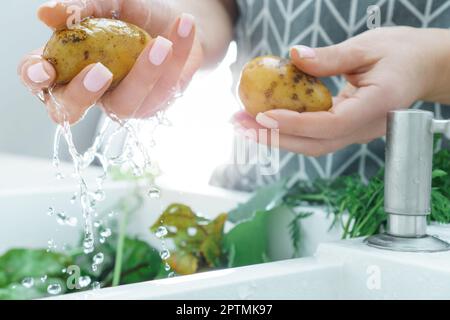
[1,154,450,300]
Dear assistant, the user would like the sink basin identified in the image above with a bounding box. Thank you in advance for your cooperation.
[53,230,450,300]
[1,154,450,300]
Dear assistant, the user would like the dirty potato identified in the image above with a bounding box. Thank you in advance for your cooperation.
[43,18,151,88]
[238,56,332,117]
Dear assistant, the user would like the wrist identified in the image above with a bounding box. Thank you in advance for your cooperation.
[421,29,450,105]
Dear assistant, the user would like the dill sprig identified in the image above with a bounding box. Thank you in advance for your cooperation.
[284,148,450,239]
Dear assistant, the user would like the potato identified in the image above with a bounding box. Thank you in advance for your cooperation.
[43,18,151,88]
[238,56,332,117]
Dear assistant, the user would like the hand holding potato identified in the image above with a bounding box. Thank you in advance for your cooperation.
[233,27,450,157]
[239,56,332,117]
[18,0,203,124]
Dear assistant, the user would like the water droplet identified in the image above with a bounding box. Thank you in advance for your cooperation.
[168,272,175,278]
[47,207,55,216]
[187,227,197,237]
[61,268,67,274]
[94,220,102,228]
[99,237,106,244]
[65,216,78,227]
[92,281,101,290]
[160,249,170,260]
[83,233,95,254]
[78,276,91,288]
[167,226,178,233]
[94,190,106,202]
[100,228,112,238]
[108,211,116,218]
[70,193,77,204]
[47,239,57,251]
[92,264,98,272]
[93,252,104,265]
[56,212,68,225]
[55,172,65,180]
[52,156,59,168]
[133,167,143,177]
[164,263,171,271]
[47,283,62,295]
[41,275,48,283]
[155,226,168,238]
[147,187,161,199]
[21,277,34,288]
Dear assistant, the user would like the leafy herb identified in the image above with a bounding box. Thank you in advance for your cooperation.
[284,149,450,239]
[288,211,313,258]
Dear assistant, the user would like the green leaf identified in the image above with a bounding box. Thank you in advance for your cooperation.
[115,238,162,285]
[150,204,207,236]
[201,213,227,267]
[228,178,289,223]
[432,169,447,179]
[223,210,273,268]
[0,249,72,288]
[0,277,66,300]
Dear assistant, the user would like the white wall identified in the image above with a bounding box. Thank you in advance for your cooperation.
[0,0,100,160]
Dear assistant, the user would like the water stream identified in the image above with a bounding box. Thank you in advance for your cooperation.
[38,86,173,294]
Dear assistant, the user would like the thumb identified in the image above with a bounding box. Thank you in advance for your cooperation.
[290,42,370,77]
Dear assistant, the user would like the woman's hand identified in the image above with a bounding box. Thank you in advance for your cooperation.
[18,0,203,124]
[233,27,450,157]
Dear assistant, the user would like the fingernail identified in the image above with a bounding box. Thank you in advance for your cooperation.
[83,63,113,93]
[293,45,316,59]
[149,36,173,66]
[256,113,279,129]
[40,1,58,9]
[178,13,195,38]
[27,62,50,83]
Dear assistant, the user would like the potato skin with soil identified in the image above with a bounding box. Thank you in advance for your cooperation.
[238,56,332,117]
[43,18,151,88]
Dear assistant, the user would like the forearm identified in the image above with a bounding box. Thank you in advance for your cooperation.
[422,28,450,105]
[168,0,237,68]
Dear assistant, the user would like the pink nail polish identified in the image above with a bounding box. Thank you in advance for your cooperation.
[27,62,50,83]
[149,36,173,66]
[293,45,316,59]
[83,63,113,93]
[178,13,195,38]
[256,113,279,129]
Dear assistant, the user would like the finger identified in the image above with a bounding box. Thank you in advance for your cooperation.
[101,36,173,118]
[38,0,155,30]
[255,85,386,139]
[38,0,121,29]
[47,63,113,124]
[19,53,56,92]
[136,13,196,118]
[235,113,386,157]
[290,41,379,78]
[275,121,385,157]
[333,83,357,106]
